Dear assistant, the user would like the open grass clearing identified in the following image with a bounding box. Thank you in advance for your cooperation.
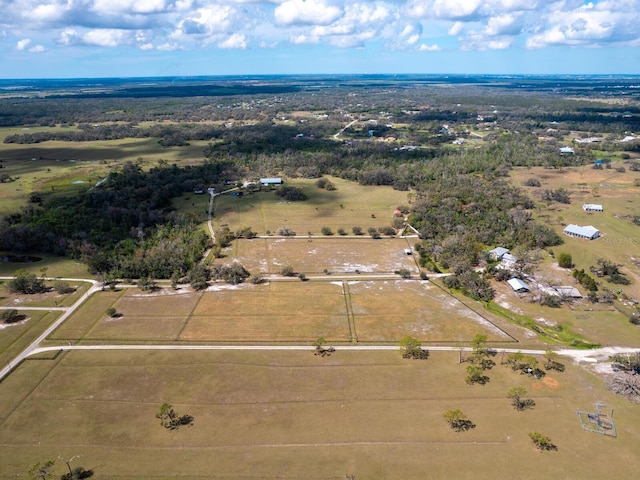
[349,280,513,343]
[0,280,91,309]
[228,237,418,274]
[212,176,410,236]
[0,349,639,479]
[0,256,93,279]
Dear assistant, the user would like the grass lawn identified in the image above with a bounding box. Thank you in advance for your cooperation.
[0,349,638,479]
[0,280,91,309]
[212,176,410,236]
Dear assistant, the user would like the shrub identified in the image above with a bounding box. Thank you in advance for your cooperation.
[529,432,557,451]
[352,226,364,235]
[280,265,295,277]
[523,178,541,187]
[277,226,296,236]
[337,228,347,236]
[443,409,475,432]
[211,263,250,285]
[106,307,117,318]
[0,309,20,323]
[557,253,573,268]
[321,226,334,236]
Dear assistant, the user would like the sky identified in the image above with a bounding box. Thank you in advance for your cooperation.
[2,0,640,78]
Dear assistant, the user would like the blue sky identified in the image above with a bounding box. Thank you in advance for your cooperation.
[2,0,640,78]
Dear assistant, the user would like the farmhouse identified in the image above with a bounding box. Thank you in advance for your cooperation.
[583,203,603,212]
[260,177,282,187]
[508,278,530,293]
[563,224,601,240]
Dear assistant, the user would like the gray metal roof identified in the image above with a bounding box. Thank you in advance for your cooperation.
[563,224,600,239]
[508,278,529,292]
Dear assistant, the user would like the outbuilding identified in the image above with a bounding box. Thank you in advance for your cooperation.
[260,177,282,187]
[582,204,603,212]
[508,278,530,293]
[488,247,510,260]
[563,224,601,240]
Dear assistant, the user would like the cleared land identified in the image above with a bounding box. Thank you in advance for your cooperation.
[231,237,417,274]
[212,176,410,236]
[0,349,638,480]
[44,281,513,345]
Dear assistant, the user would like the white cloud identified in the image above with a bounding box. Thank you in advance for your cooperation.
[91,0,168,16]
[57,27,132,47]
[275,0,343,26]
[219,32,247,48]
[448,21,464,35]
[16,38,31,51]
[28,44,47,52]
[418,43,440,51]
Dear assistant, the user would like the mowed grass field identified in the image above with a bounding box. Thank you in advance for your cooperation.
[230,237,418,274]
[510,163,640,299]
[47,281,512,345]
[212,176,410,236]
[0,349,639,480]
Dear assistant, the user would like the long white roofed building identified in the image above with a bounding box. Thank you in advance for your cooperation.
[563,224,600,240]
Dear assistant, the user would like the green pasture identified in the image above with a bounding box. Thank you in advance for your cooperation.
[230,237,418,274]
[212,176,410,236]
[0,256,92,279]
[0,349,638,479]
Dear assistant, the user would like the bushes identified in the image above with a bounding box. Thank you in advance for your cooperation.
[557,252,573,268]
[8,270,47,294]
[275,185,307,201]
[211,263,250,285]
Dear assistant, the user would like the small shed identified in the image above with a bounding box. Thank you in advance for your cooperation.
[563,224,600,240]
[508,278,530,293]
[554,286,582,298]
[582,204,603,212]
[560,146,575,154]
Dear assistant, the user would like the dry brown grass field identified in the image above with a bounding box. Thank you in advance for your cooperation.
[47,281,516,345]
[230,237,418,274]
[348,280,513,343]
[0,349,639,479]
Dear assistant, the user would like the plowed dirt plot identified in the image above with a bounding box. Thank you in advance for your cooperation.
[349,280,513,342]
[230,237,417,274]
[2,349,640,480]
[182,282,350,342]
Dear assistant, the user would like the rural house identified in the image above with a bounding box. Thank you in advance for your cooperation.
[563,224,600,240]
[582,204,603,212]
